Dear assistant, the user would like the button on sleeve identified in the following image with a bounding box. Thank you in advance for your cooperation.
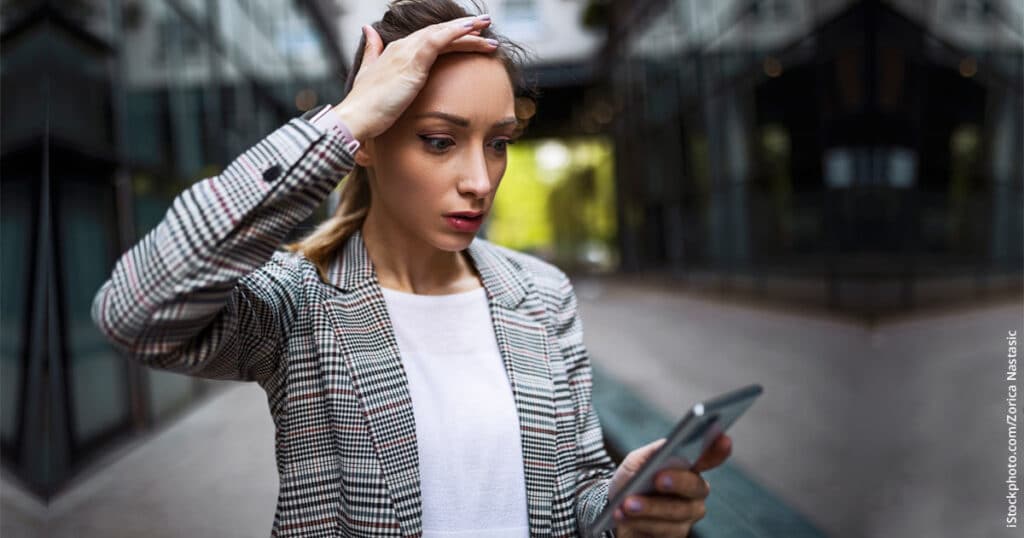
[262,164,282,183]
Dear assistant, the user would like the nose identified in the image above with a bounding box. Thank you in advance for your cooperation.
[457,148,493,199]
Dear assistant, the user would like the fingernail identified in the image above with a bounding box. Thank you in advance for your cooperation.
[660,476,673,489]
[626,498,643,512]
[477,13,491,20]
[486,38,499,47]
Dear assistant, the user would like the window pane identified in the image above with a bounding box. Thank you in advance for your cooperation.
[57,175,131,442]
[0,166,34,447]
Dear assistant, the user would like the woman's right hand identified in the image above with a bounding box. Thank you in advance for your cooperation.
[332,14,498,142]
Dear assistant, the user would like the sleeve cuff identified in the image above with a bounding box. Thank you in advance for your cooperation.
[307,103,362,156]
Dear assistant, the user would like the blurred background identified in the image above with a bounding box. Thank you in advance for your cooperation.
[1,0,1021,537]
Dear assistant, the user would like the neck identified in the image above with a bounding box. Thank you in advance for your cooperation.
[360,207,481,295]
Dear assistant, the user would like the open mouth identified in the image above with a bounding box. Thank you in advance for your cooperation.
[445,214,485,231]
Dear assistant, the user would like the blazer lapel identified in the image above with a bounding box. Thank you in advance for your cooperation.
[321,229,421,536]
[465,239,560,537]
[322,229,558,537]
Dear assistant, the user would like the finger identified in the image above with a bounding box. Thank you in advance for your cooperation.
[646,437,668,451]
[417,14,492,54]
[637,437,667,458]
[406,14,489,43]
[692,433,732,473]
[618,494,707,522]
[362,25,384,65]
[621,438,667,474]
[440,35,499,54]
[653,469,710,498]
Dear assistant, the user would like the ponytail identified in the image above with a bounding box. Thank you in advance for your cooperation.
[282,165,371,284]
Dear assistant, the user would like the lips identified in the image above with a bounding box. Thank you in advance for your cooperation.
[445,211,484,219]
[444,212,485,232]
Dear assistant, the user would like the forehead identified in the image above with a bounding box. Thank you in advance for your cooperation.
[405,53,515,119]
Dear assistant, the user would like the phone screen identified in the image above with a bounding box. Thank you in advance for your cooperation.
[661,411,722,470]
[587,384,763,537]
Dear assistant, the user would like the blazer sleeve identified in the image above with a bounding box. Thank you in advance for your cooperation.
[90,118,355,384]
[554,272,619,538]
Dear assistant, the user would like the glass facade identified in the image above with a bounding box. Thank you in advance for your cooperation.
[1,0,1020,507]
[604,0,1023,314]
[0,0,347,496]
[0,167,34,461]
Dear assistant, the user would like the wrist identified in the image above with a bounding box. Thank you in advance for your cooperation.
[306,102,361,155]
[332,102,369,143]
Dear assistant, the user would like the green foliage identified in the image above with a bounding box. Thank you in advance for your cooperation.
[490,137,618,270]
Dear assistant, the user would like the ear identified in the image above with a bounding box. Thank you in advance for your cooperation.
[353,138,374,168]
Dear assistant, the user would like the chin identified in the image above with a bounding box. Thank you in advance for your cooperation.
[432,232,477,251]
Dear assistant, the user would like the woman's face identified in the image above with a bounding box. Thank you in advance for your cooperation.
[362,53,517,252]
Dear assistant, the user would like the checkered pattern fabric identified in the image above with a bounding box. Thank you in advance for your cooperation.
[91,117,618,537]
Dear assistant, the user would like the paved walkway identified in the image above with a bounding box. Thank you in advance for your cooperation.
[574,277,1022,538]
[2,384,279,537]
[2,279,1021,537]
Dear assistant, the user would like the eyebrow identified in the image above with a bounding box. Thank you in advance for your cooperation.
[414,111,518,129]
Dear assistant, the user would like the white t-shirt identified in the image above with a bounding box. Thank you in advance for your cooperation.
[380,285,530,538]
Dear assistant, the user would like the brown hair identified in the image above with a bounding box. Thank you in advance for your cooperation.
[284,0,532,283]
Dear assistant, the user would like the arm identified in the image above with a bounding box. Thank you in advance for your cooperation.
[554,272,618,538]
[90,117,355,384]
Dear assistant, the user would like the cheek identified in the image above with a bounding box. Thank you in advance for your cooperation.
[497,158,508,177]
[373,144,508,209]
[489,159,508,190]
[375,152,450,210]
[376,145,431,189]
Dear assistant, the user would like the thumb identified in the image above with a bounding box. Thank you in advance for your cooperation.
[362,25,384,64]
[641,437,667,457]
[609,437,667,500]
[623,437,666,472]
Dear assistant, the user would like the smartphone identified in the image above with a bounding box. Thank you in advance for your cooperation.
[587,383,764,537]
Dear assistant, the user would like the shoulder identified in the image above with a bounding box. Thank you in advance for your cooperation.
[264,248,312,276]
[239,248,322,296]
[473,238,574,309]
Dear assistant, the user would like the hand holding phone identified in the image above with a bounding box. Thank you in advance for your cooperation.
[588,383,763,537]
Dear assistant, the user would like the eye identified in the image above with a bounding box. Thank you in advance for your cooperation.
[419,135,455,152]
[490,138,514,154]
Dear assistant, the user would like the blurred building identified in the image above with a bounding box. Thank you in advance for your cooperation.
[1,0,349,497]
[595,0,1023,315]
[0,0,610,505]
[3,0,1021,507]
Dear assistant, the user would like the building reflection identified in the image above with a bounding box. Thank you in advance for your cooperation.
[0,0,1021,508]
[1,0,348,496]
[597,0,1022,314]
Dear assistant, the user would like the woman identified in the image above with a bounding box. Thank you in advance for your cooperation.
[91,1,731,536]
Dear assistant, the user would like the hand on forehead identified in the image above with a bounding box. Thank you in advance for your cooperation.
[401,53,516,129]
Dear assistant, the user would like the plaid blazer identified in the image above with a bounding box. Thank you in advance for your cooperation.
[91,117,618,537]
